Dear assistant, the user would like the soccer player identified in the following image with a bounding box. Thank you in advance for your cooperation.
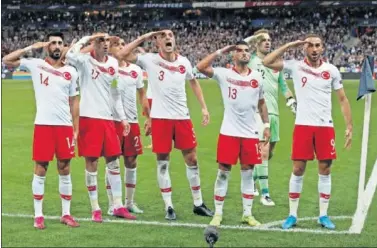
[244,29,297,206]
[262,34,353,229]
[116,30,213,220]
[66,33,136,222]
[3,32,80,229]
[196,41,270,226]
[105,38,151,215]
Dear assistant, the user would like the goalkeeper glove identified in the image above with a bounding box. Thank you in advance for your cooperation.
[286,97,297,115]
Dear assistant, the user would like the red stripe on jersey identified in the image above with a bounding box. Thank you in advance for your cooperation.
[33,194,44,200]
[87,185,97,191]
[289,192,301,199]
[191,186,201,191]
[108,170,120,175]
[126,183,136,188]
[60,194,72,200]
[320,193,331,199]
[160,187,172,193]
[214,195,225,201]
[242,193,254,199]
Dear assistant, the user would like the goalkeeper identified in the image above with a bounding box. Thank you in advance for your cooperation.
[244,29,297,206]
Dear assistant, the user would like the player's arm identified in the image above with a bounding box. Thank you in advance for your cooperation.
[189,78,210,125]
[69,95,79,140]
[196,45,236,78]
[138,87,150,119]
[258,98,271,144]
[68,70,80,140]
[336,88,353,149]
[262,40,309,71]
[278,72,297,114]
[66,33,105,65]
[116,31,165,63]
[243,33,265,46]
[112,79,131,135]
[2,42,50,67]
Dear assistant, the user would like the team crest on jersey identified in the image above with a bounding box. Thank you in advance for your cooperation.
[321,71,330,80]
[63,72,72,80]
[130,70,138,78]
[178,65,186,74]
[250,79,259,88]
[108,67,116,76]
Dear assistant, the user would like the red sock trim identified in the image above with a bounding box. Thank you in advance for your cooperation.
[242,193,254,199]
[214,195,225,201]
[160,187,172,193]
[33,194,43,200]
[87,185,97,191]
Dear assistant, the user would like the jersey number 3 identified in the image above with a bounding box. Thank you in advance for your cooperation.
[158,71,164,81]
[40,73,49,86]
[228,87,237,99]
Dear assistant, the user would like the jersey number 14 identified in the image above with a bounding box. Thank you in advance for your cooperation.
[40,73,49,86]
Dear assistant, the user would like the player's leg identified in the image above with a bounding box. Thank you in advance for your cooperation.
[32,162,49,229]
[175,119,213,217]
[259,115,279,206]
[54,125,79,227]
[282,125,315,229]
[103,120,136,220]
[240,137,262,226]
[182,147,213,217]
[315,126,337,229]
[78,117,104,222]
[210,134,239,226]
[253,112,264,196]
[57,159,79,227]
[85,157,102,222]
[124,155,143,213]
[32,125,54,229]
[152,118,175,220]
[122,123,143,213]
[211,163,232,226]
[240,164,260,226]
[317,160,335,229]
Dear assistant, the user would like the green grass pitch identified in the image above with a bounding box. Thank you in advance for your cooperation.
[2,79,377,247]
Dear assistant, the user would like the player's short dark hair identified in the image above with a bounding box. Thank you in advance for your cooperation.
[304,33,324,44]
[235,40,249,47]
[254,29,269,36]
[46,32,64,41]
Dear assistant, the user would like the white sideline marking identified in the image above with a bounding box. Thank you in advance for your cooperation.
[2,213,352,235]
[350,158,377,234]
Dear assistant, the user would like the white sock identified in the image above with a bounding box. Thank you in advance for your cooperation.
[186,164,203,207]
[32,174,45,217]
[318,174,331,217]
[289,173,304,217]
[106,159,123,209]
[157,160,173,210]
[214,169,230,216]
[59,174,72,216]
[125,167,137,207]
[105,167,113,209]
[241,169,254,217]
[85,170,100,211]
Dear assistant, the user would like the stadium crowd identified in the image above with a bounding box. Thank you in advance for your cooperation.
[2,6,376,71]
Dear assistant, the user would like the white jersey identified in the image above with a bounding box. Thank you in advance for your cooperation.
[112,63,144,123]
[283,58,343,127]
[136,52,194,120]
[67,42,125,121]
[212,67,264,138]
[20,58,79,126]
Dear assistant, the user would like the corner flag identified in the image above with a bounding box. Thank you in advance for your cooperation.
[357,55,376,101]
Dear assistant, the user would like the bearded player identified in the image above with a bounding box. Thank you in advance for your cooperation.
[197,41,270,226]
[262,34,352,229]
[3,32,80,229]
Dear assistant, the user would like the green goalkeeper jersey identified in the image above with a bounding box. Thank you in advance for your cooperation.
[248,52,290,116]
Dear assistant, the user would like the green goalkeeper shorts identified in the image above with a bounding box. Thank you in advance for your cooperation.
[258,114,280,142]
